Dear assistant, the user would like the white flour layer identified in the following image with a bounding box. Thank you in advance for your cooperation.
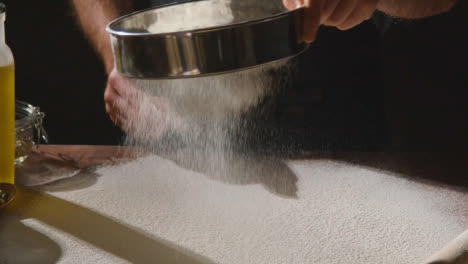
[2,156,467,264]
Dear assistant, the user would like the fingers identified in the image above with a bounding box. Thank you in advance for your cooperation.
[105,69,138,127]
[283,0,378,43]
[283,0,324,43]
[105,86,141,136]
[321,0,341,24]
[104,69,174,139]
[104,81,130,128]
[323,0,378,30]
[107,69,138,100]
[302,0,325,43]
[325,0,357,27]
[283,0,304,10]
[336,0,377,30]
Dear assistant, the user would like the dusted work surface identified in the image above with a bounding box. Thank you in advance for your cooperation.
[0,146,467,264]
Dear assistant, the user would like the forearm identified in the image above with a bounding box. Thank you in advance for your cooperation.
[377,0,458,19]
[72,0,133,74]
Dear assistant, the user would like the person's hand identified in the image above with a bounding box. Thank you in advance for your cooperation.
[104,68,178,140]
[283,0,378,42]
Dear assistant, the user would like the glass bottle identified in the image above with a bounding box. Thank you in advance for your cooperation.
[0,3,15,184]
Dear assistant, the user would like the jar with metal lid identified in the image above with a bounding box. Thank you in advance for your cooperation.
[15,100,48,164]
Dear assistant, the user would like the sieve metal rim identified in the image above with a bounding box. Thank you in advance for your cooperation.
[106,0,308,79]
[107,0,302,37]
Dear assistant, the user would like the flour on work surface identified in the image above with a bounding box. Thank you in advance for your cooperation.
[8,156,466,264]
[89,158,468,264]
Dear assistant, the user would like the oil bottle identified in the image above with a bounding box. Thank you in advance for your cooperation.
[0,3,15,184]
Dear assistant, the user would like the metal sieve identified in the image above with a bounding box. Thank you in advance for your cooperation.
[106,0,308,79]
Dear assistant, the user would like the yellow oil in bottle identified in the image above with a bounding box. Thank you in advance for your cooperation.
[0,64,15,184]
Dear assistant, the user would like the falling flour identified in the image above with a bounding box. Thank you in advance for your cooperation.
[103,1,468,264]
[122,61,290,182]
[120,0,297,182]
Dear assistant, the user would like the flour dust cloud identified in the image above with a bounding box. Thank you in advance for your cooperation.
[119,0,295,184]
[122,61,292,180]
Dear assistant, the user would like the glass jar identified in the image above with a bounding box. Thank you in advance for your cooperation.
[15,101,48,164]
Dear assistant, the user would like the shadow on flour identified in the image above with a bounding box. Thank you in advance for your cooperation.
[15,151,101,192]
[353,153,468,191]
[1,187,216,264]
[164,150,299,198]
[15,148,139,192]
[0,217,62,264]
[31,169,101,192]
[292,152,468,191]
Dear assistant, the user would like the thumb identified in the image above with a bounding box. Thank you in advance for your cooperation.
[302,0,324,43]
[283,0,305,10]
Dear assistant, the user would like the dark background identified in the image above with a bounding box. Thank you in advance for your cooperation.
[3,0,123,145]
[2,1,467,151]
